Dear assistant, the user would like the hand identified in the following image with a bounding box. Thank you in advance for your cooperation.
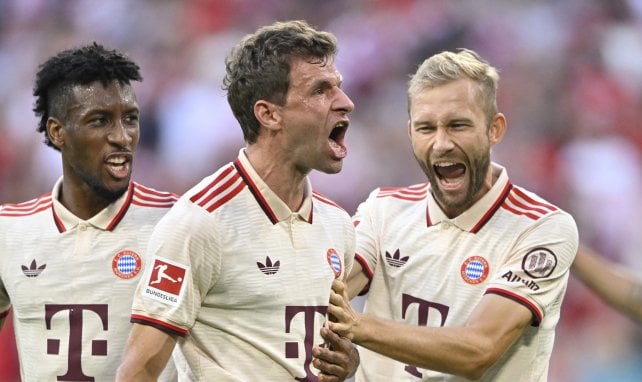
[326,279,360,341]
[312,324,360,382]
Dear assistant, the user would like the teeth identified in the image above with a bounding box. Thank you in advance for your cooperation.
[335,121,347,129]
[434,162,456,167]
[107,157,126,165]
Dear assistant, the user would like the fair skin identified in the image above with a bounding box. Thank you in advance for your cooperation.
[116,56,355,382]
[572,244,642,322]
[329,78,536,379]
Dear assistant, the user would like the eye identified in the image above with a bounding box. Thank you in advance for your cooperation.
[124,114,140,124]
[89,116,108,126]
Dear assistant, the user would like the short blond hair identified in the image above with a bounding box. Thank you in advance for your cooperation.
[408,48,499,121]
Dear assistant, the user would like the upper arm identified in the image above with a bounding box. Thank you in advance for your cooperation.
[465,293,533,362]
[117,323,177,382]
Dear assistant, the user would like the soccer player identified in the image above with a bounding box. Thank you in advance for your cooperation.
[0,43,178,381]
[326,49,579,381]
[572,244,642,322]
[116,20,358,381]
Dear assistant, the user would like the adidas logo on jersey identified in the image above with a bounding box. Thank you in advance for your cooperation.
[385,249,408,267]
[21,259,46,277]
[257,256,280,275]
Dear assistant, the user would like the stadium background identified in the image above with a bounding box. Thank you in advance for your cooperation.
[1,0,641,380]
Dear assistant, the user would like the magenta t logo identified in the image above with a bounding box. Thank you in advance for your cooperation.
[401,294,449,378]
[285,305,328,381]
[45,304,108,381]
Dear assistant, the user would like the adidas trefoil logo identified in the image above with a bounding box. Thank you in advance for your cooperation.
[385,249,409,267]
[22,259,46,277]
[257,256,280,275]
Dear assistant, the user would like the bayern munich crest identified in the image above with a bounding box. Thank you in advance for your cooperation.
[326,248,342,278]
[460,256,489,284]
[112,250,142,279]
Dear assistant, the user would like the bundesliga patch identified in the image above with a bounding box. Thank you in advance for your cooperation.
[326,248,342,278]
[522,248,557,278]
[142,256,188,306]
[112,250,142,279]
[460,256,489,284]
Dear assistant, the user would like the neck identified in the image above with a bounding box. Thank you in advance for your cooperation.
[244,146,308,211]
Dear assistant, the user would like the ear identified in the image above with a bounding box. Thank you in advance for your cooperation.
[254,99,282,133]
[47,117,65,149]
[489,113,507,146]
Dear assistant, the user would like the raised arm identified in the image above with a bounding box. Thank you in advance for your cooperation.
[327,280,532,380]
[116,323,177,381]
[572,244,642,322]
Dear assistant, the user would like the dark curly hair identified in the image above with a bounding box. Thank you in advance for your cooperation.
[33,42,142,149]
[223,20,337,144]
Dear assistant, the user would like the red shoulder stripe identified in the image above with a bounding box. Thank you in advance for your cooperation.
[312,191,345,211]
[189,164,235,203]
[131,184,178,208]
[377,183,428,201]
[501,187,557,220]
[512,187,557,211]
[0,193,52,217]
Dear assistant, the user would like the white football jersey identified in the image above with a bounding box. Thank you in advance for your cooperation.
[131,149,355,381]
[0,178,178,382]
[353,164,578,382]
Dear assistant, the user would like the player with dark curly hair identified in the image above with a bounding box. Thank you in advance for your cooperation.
[0,42,178,381]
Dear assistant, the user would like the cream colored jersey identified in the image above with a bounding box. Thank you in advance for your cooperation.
[131,150,355,381]
[0,178,178,382]
[353,164,578,382]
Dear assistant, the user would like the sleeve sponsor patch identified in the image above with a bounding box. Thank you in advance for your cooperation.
[522,248,557,279]
[142,256,189,306]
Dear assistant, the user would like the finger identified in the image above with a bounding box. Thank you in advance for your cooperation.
[321,325,348,351]
[331,279,346,294]
[313,357,347,381]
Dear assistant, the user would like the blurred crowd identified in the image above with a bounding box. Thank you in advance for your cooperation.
[1,0,642,380]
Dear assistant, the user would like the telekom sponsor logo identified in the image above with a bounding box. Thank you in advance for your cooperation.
[143,257,188,306]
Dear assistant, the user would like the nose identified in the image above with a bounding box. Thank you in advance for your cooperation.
[335,88,355,114]
[432,127,454,153]
[108,120,135,147]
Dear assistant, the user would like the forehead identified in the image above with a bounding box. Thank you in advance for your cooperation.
[69,80,137,109]
[288,56,341,86]
[410,79,483,119]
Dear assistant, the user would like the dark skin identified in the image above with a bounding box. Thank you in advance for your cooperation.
[313,324,359,381]
[46,80,140,220]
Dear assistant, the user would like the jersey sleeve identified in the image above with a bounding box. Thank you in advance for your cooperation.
[352,188,382,280]
[485,210,579,325]
[131,199,220,335]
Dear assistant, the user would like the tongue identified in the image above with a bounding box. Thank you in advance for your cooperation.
[436,164,465,179]
[107,163,130,179]
[329,139,347,159]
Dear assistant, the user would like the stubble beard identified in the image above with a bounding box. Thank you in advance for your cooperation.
[420,152,490,217]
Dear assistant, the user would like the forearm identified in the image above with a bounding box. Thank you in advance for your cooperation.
[573,248,642,321]
[353,314,497,379]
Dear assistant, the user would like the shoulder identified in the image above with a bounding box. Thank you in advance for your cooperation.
[500,185,571,222]
[312,190,347,212]
[182,162,246,214]
[371,182,429,202]
[0,192,53,218]
[357,182,429,212]
[131,183,179,209]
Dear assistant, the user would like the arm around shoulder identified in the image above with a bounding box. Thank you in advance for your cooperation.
[572,244,642,322]
[116,323,177,382]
